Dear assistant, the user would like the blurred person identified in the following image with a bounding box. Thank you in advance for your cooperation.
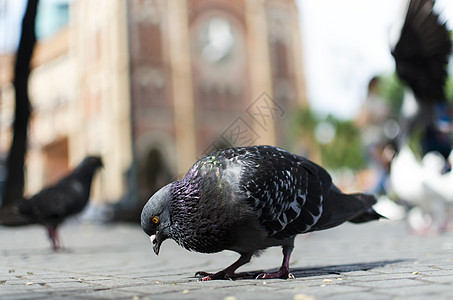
[356,76,394,195]
[421,103,452,173]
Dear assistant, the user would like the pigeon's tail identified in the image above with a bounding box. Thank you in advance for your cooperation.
[311,190,383,232]
[0,204,37,227]
[348,207,383,223]
[347,193,384,223]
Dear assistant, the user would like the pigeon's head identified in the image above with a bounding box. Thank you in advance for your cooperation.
[85,156,103,169]
[141,183,173,255]
[76,156,103,174]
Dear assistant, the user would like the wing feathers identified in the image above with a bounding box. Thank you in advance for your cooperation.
[392,0,451,102]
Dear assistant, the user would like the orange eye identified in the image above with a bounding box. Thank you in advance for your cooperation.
[151,216,159,224]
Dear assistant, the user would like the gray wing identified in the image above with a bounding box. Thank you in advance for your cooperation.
[22,182,86,222]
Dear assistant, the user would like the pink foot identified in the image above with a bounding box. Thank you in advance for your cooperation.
[256,267,295,279]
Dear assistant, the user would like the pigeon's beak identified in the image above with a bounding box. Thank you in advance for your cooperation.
[150,232,162,255]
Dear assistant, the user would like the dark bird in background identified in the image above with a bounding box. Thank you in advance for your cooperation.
[390,0,452,148]
[16,156,103,250]
[388,0,452,233]
[141,146,382,280]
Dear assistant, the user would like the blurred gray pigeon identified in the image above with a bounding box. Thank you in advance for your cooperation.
[141,146,382,280]
[17,156,103,250]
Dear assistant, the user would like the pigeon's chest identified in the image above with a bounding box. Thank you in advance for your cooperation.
[169,181,251,253]
[170,204,238,253]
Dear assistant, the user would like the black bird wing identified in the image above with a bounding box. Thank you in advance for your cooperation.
[249,156,325,240]
[218,146,377,240]
[18,180,88,226]
[391,0,452,102]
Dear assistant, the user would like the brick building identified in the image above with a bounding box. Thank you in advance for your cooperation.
[0,0,307,212]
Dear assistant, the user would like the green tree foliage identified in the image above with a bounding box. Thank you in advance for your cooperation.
[320,116,365,170]
[291,108,365,171]
[375,73,405,114]
[377,71,452,156]
[289,106,317,140]
[446,76,453,101]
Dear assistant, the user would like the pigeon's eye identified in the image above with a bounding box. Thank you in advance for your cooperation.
[151,216,159,224]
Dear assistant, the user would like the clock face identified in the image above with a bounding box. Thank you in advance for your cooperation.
[191,12,246,104]
[198,16,235,64]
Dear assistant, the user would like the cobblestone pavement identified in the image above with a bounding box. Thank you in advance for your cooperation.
[1,219,453,299]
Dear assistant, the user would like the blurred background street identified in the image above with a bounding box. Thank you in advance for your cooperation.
[1,0,453,298]
[0,0,452,222]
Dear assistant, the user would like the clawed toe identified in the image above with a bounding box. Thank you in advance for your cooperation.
[195,271,217,281]
[255,271,295,280]
[195,271,211,277]
[195,271,227,281]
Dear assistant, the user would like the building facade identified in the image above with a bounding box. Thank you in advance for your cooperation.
[0,0,307,210]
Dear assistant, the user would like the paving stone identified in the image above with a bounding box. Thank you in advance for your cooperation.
[1,221,453,299]
[381,283,453,298]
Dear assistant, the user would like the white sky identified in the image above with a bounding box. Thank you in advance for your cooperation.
[0,0,27,52]
[297,0,453,119]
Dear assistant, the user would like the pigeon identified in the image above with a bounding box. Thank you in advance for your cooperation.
[422,150,453,203]
[390,0,452,148]
[17,156,103,250]
[390,145,453,233]
[141,146,382,280]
